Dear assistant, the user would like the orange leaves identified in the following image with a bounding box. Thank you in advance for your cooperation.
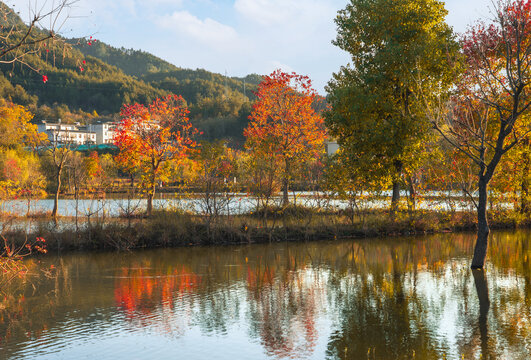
[114,95,200,210]
[244,70,327,166]
[243,70,327,203]
[115,95,197,169]
[1,235,47,285]
[85,152,104,180]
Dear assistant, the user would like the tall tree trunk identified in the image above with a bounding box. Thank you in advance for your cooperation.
[390,160,402,216]
[146,182,155,217]
[282,177,289,207]
[391,180,400,214]
[472,177,490,269]
[407,175,416,213]
[74,184,79,231]
[147,162,159,217]
[52,169,62,219]
[282,160,290,207]
[522,176,530,214]
[520,141,530,214]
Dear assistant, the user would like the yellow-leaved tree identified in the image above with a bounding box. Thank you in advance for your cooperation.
[0,100,47,215]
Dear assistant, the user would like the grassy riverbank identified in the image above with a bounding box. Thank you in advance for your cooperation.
[3,206,530,253]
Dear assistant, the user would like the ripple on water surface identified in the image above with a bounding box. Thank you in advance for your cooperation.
[1,231,530,360]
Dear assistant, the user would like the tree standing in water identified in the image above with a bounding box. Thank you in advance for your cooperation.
[433,0,531,269]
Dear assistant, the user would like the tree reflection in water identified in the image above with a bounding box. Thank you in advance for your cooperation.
[472,269,491,360]
[245,262,323,358]
[0,230,530,359]
[325,232,531,360]
[113,265,202,336]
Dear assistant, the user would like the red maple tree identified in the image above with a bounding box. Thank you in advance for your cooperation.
[244,70,327,206]
[114,95,199,216]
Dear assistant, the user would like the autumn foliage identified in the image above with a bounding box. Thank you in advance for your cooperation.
[244,70,326,205]
[438,0,531,268]
[114,95,199,215]
[0,100,47,210]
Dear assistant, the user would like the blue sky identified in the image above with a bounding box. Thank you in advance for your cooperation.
[7,0,494,93]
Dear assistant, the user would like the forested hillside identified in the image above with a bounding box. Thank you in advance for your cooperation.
[71,39,180,77]
[0,4,261,143]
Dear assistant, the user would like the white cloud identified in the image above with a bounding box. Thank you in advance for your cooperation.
[234,0,291,25]
[229,0,348,91]
[234,0,333,27]
[444,0,493,33]
[158,11,239,50]
[147,0,183,4]
[268,61,294,74]
[6,0,496,94]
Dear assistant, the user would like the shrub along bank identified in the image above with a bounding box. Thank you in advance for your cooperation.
[3,206,530,253]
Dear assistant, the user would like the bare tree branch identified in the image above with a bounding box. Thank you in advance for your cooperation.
[0,1,79,70]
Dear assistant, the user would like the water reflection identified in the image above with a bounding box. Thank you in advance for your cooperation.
[0,231,530,359]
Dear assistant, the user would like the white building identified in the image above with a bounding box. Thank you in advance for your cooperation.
[38,120,117,146]
[88,122,117,145]
[38,120,96,146]
[325,139,339,156]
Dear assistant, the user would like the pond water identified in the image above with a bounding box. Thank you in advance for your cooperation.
[1,230,530,359]
[1,190,483,218]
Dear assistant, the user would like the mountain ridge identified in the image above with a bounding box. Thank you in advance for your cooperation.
[0,3,262,142]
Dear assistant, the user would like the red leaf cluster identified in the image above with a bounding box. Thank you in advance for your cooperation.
[114,94,199,186]
[244,70,327,163]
